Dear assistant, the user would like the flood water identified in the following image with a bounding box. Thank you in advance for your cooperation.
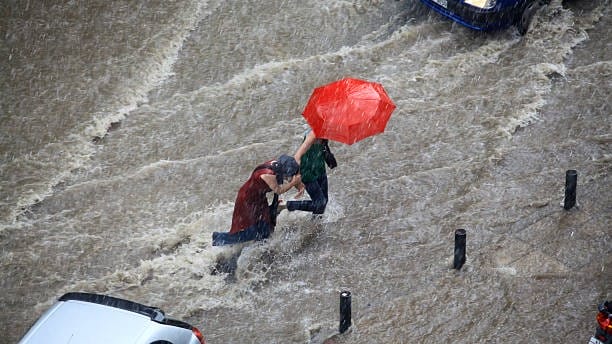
[1,0,610,343]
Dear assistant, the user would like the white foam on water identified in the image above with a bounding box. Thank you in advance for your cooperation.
[1,0,208,231]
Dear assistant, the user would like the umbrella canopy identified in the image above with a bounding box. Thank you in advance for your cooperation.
[302,78,396,145]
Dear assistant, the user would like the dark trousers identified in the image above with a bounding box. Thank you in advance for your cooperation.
[287,173,328,214]
[212,221,271,246]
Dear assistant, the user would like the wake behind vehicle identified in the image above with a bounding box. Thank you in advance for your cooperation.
[419,0,547,35]
[18,292,206,344]
[590,301,612,344]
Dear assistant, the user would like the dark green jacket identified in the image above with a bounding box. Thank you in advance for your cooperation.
[300,136,326,183]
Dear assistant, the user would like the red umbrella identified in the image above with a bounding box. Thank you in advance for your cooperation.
[302,77,396,145]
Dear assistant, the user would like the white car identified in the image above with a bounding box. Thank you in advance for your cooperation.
[19,292,206,344]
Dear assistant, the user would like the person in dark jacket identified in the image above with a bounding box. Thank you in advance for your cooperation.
[280,130,331,215]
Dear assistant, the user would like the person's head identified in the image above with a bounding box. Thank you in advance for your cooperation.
[277,154,299,180]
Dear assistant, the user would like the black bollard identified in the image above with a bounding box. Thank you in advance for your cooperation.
[453,229,466,270]
[564,170,577,210]
[339,291,352,334]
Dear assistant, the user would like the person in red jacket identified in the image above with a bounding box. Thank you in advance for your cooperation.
[212,154,302,246]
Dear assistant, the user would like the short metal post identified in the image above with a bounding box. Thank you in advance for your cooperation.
[453,229,466,270]
[564,170,577,210]
[339,291,351,333]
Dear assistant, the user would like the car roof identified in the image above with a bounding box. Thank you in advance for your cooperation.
[19,293,195,344]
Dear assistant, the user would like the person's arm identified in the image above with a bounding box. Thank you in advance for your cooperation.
[261,173,302,195]
[294,180,305,198]
[294,130,317,165]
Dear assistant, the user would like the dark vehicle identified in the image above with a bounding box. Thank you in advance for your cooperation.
[590,301,612,344]
[419,0,548,35]
[18,292,206,344]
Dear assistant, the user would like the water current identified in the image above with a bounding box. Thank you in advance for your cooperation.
[1,0,610,343]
